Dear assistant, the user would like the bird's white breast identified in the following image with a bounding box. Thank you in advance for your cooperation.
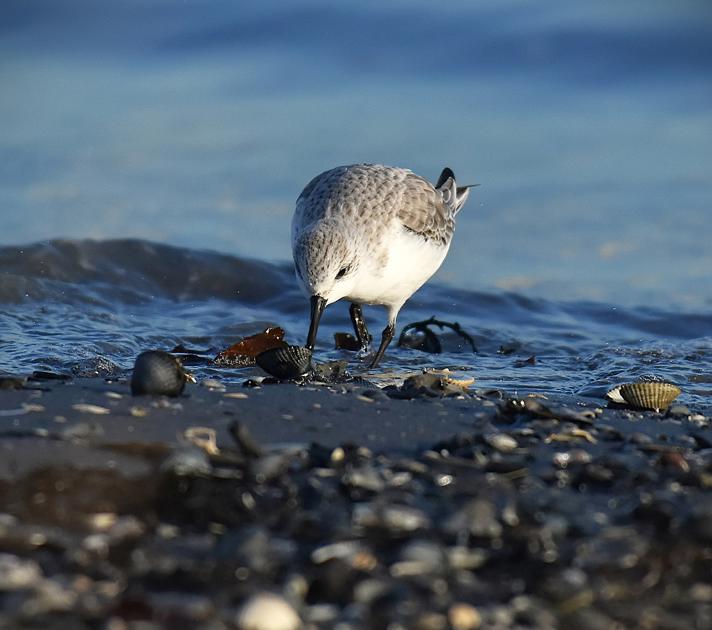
[347,226,450,309]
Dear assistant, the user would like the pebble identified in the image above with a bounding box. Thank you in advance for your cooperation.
[485,432,518,452]
[235,592,301,630]
[71,403,111,415]
[160,447,211,476]
[352,503,430,532]
[311,541,364,565]
[61,422,104,440]
[0,553,42,590]
[448,603,482,630]
[201,378,226,391]
[445,498,502,539]
[23,403,45,413]
[0,376,27,390]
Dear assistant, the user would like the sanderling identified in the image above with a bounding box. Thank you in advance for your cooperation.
[292,163,472,368]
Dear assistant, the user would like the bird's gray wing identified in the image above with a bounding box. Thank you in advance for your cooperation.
[396,172,454,245]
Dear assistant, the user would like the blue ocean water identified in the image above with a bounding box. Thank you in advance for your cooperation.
[0,2,710,409]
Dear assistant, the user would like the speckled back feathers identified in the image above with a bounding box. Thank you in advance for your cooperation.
[293,164,459,246]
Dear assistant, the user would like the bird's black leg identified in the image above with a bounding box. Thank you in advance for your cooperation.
[349,302,371,351]
[369,321,395,368]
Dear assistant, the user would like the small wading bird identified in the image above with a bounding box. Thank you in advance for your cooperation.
[292,163,472,368]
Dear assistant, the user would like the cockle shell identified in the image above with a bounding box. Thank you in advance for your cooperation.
[607,381,681,411]
[256,345,313,380]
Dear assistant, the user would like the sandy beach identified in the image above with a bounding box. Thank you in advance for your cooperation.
[1,372,711,628]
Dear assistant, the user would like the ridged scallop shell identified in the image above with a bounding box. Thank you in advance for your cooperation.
[607,381,681,411]
[256,345,313,380]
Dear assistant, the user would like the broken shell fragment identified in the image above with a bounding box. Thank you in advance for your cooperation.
[428,369,475,390]
[131,350,189,397]
[214,327,287,367]
[607,381,681,411]
[255,345,313,380]
[184,427,220,455]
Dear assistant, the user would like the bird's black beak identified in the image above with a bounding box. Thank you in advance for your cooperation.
[306,295,326,350]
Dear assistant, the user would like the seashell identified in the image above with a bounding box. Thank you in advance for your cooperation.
[184,426,220,455]
[131,350,189,397]
[255,345,313,380]
[428,369,475,390]
[214,327,286,366]
[605,387,627,404]
[607,381,681,411]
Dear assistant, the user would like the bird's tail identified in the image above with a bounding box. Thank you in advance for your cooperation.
[436,167,475,215]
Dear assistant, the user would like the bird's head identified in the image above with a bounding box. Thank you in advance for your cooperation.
[293,221,360,349]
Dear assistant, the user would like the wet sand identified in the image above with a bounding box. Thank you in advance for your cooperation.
[1,374,711,628]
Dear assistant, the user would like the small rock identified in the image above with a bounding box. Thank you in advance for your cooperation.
[342,467,386,493]
[311,540,364,565]
[353,503,430,532]
[414,612,448,630]
[61,421,104,440]
[160,448,211,477]
[71,403,111,415]
[485,432,518,453]
[148,591,214,621]
[447,546,487,570]
[658,451,690,473]
[445,498,502,539]
[29,577,78,613]
[448,603,482,630]
[0,376,27,390]
[229,421,264,458]
[71,356,122,378]
[690,582,712,602]
[0,553,42,590]
[235,592,301,630]
[200,378,225,391]
[391,539,447,577]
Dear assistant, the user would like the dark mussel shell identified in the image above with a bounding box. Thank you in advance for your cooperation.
[334,332,362,351]
[131,350,189,397]
[256,345,313,380]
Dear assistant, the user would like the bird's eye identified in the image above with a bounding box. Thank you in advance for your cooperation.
[335,266,350,280]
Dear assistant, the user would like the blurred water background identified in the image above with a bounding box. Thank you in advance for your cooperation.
[1,1,711,409]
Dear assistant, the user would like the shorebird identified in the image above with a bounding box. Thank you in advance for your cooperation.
[291,164,471,368]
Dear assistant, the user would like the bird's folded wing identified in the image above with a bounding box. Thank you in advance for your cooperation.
[397,173,454,245]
